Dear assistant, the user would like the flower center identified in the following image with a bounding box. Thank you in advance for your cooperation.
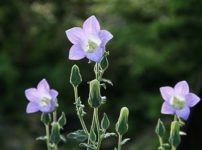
[170,95,186,109]
[39,96,51,107]
[85,40,99,53]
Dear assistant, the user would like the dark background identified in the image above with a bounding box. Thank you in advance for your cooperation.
[0,0,202,149]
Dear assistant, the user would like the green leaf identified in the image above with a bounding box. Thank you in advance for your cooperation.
[41,113,51,125]
[36,136,47,141]
[101,113,110,130]
[89,129,97,142]
[67,130,88,142]
[101,78,113,86]
[121,138,130,145]
[155,119,166,137]
[100,56,109,71]
[103,132,116,139]
[58,112,66,127]
[79,143,96,149]
[60,135,67,143]
[50,122,61,144]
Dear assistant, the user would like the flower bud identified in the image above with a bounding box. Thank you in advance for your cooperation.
[169,121,181,147]
[70,65,82,87]
[88,79,102,108]
[116,107,129,135]
[155,119,166,137]
[50,122,61,144]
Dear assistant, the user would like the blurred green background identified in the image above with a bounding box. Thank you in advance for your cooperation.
[0,0,202,149]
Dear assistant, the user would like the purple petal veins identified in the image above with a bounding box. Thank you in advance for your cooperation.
[160,80,200,120]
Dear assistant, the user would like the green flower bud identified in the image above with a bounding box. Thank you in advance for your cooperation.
[169,121,181,147]
[88,79,102,108]
[155,119,166,137]
[50,122,61,144]
[41,113,51,125]
[70,65,82,87]
[116,107,129,136]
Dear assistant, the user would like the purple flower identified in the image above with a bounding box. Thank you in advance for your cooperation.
[160,81,200,120]
[25,79,58,113]
[66,15,113,62]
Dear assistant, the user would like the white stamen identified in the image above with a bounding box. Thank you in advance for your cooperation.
[39,96,51,107]
[170,95,186,109]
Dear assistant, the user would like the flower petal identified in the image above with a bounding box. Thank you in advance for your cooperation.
[186,93,200,107]
[50,89,58,101]
[161,102,175,114]
[25,88,40,102]
[37,79,50,93]
[69,45,85,60]
[83,16,100,34]
[174,80,189,95]
[99,30,113,47]
[86,47,104,62]
[26,102,39,113]
[176,107,190,120]
[66,27,86,44]
[160,86,174,102]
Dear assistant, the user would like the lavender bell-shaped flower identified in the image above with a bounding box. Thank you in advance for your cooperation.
[25,79,58,113]
[65,15,113,62]
[160,80,200,120]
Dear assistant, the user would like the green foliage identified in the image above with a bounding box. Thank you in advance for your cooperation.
[67,130,88,142]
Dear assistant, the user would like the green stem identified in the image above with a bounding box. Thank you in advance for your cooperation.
[158,135,165,150]
[171,145,176,150]
[73,86,88,134]
[52,110,58,150]
[95,108,101,150]
[45,124,51,150]
[118,134,122,150]
[87,110,96,149]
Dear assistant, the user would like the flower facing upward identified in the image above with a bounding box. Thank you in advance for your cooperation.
[160,81,200,120]
[25,79,58,113]
[66,15,113,62]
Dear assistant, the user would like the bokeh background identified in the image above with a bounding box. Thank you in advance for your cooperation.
[1,0,202,149]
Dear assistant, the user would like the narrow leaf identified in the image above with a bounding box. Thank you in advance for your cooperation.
[67,130,88,142]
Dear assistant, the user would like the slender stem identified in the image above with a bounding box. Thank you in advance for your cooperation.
[73,86,88,134]
[87,110,96,149]
[171,145,176,150]
[95,108,102,150]
[158,135,165,150]
[45,124,51,150]
[118,134,122,150]
[174,115,177,121]
[53,110,57,122]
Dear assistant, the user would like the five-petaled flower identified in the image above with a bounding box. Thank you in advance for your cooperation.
[25,79,58,113]
[160,80,200,120]
[66,15,113,62]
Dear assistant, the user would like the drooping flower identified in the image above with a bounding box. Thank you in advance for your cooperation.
[160,81,200,120]
[66,15,113,62]
[25,79,58,113]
